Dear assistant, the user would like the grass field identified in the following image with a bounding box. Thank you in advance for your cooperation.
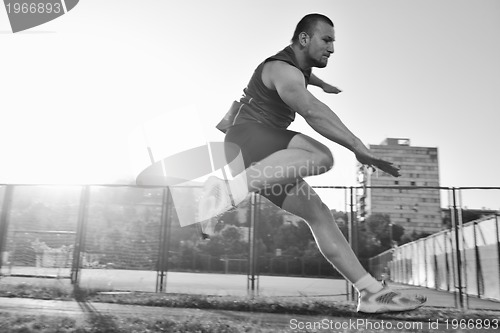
[0,310,285,333]
[2,284,500,333]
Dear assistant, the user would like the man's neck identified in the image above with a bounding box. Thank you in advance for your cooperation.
[290,43,312,71]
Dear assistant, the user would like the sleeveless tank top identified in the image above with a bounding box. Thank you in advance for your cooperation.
[232,46,311,129]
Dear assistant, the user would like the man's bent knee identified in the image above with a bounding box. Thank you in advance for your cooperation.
[314,202,334,223]
[311,149,334,175]
[287,134,334,175]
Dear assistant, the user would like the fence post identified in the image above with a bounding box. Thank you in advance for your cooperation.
[408,244,412,284]
[406,246,410,284]
[156,189,165,292]
[423,239,428,287]
[254,193,260,294]
[344,188,350,300]
[411,243,416,285]
[451,187,464,309]
[164,189,173,282]
[347,186,357,301]
[71,185,90,287]
[401,247,405,283]
[405,245,409,284]
[0,186,14,272]
[445,231,451,293]
[472,221,483,298]
[433,235,438,289]
[247,192,257,297]
[495,214,500,301]
[156,187,171,293]
[350,187,358,257]
[458,189,469,309]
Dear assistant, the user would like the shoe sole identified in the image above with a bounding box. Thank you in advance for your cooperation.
[357,303,425,314]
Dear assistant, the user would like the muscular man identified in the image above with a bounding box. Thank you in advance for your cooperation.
[200,13,425,313]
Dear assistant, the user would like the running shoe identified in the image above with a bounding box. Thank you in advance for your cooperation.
[198,176,236,237]
[357,286,426,313]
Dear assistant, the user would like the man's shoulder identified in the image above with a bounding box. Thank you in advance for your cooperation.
[264,60,305,79]
[261,60,306,92]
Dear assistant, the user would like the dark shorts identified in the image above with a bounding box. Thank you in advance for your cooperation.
[225,122,299,207]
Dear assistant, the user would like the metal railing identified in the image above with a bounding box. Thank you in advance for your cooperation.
[370,214,500,307]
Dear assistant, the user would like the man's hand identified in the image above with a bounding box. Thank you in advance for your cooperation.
[308,73,342,94]
[355,149,400,177]
[321,82,342,94]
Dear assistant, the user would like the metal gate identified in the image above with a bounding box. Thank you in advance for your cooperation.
[0,185,82,281]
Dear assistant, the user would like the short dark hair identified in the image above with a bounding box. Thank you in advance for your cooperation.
[291,13,334,44]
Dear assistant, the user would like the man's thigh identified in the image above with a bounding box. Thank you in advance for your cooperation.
[225,123,298,207]
[225,123,299,166]
[287,133,333,160]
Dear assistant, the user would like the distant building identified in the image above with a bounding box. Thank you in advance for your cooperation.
[357,138,443,234]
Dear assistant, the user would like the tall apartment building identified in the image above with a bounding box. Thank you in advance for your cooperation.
[357,138,443,234]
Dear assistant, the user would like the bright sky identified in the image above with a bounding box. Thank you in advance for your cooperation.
[1,0,499,210]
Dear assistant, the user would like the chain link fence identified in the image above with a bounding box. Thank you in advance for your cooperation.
[1,184,499,307]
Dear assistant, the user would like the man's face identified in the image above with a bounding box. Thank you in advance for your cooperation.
[306,21,335,68]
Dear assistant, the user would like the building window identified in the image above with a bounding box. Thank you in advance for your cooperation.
[407,218,411,223]
[395,181,399,185]
[411,181,416,186]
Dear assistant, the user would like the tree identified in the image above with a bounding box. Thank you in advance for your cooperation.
[273,221,312,252]
[196,224,247,258]
[400,230,431,245]
[365,213,404,252]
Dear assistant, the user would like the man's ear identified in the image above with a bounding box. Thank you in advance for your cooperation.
[299,32,309,46]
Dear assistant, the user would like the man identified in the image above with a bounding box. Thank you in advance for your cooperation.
[200,13,426,313]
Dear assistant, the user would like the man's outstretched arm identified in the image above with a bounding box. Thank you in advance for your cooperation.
[269,61,400,177]
[309,73,342,94]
